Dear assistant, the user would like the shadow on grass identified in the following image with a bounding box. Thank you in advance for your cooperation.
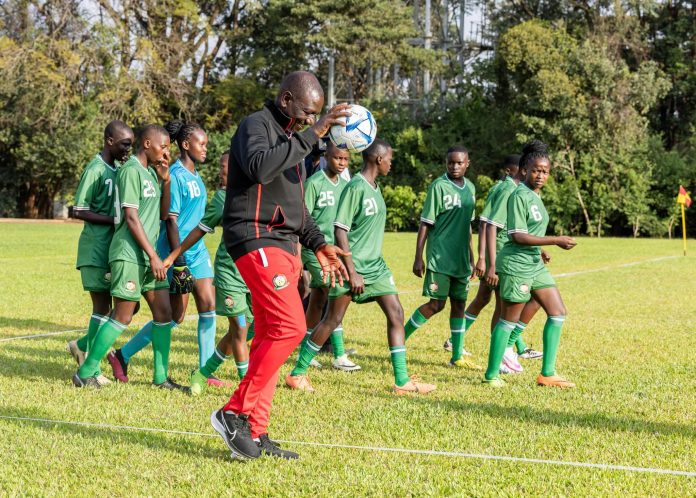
[0,406,228,461]
[396,394,696,441]
[0,317,83,335]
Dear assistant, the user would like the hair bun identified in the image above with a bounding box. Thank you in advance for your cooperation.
[522,140,547,156]
[164,119,185,141]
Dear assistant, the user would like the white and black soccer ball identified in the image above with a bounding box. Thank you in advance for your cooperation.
[328,104,377,153]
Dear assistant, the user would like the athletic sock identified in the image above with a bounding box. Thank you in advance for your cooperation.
[484,319,516,380]
[76,334,89,353]
[507,320,527,350]
[404,309,428,341]
[151,321,173,385]
[235,360,249,379]
[541,316,565,377]
[300,328,314,347]
[389,345,410,387]
[121,320,177,363]
[290,339,321,376]
[246,322,255,342]
[450,317,466,362]
[197,311,217,369]
[330,325,345,358]
[78,318,127,378]
[86,314,108,353]
[201,347,229,378]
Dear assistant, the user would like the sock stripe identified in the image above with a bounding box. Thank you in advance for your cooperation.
[91,314,108,322]
[307,340,321,352]
[464,313,477,320]
[408,317,422,328]
[107,318,128,331]
[153,321,171,327]
[198,311,216,318]
[235,361,249,367]
[214,349,228,361]
[498,319,516,330]
[451,328,465,333]
[390,347,406,354]
[549,316,566,322]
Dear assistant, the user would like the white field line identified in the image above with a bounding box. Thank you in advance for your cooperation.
[0,415,693,477]
[0,255,682,342]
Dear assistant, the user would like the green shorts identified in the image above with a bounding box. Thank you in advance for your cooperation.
[423,270,470,301]
[215,285,253,320]
[110,260,169,301]
[329,271,398,304]
[499,268,556,303]
[302,253,327,289]
[79,265,112,292]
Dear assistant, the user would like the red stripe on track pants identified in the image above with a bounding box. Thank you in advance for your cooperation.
[223,246,304,438]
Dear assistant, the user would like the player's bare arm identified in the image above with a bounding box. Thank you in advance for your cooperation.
[485,222,499,286]
[510,232,577,250]
[163,226,207,269]
[73,209,114,225]
[474,220,487,277]
[412,221,430,278]
[469,224,476,278]
[335,227,363,294]
[123,206,166,281]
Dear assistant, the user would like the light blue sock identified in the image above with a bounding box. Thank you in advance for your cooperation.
[197,311,217,369]
[121,320,177,363]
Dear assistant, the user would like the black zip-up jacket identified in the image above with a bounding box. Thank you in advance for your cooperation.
[223,100,327,261]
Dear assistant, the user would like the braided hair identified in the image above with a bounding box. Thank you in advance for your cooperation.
[164,120,204,148]
[519,140,549,170]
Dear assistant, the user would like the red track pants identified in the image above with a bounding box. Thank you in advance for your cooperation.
[223,246,305,438]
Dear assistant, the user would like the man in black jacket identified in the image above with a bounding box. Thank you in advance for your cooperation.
[211,71,350,460]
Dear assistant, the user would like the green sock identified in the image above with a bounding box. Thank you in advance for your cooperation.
[76,334,89,353]
[330,325,345,358]
[389,345,410,386]
[515,335,528,354]
[87,314,108,352]
[541,316,565,377]
[236,360,249,379]
[484,319,515,380]
[290,339,321,376]
[152,321,172,385]
[507,321,527,349]
[300,328,314,347]
[404,309,428,341]
[78,318,127,378]
[246,322,255,342]
[450,317,466,362]
[201,347,229,378]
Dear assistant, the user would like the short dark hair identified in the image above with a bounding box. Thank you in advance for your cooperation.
[362,138,391,162]
[503,154,521,168]
[104,120,132,140]
[447,145,469,156]
[136,124,169,145]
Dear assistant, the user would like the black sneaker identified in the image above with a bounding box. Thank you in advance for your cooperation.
[210,409,261,459]
[154,377,190,393]
[72,372,100,388]
[256,434,299,459]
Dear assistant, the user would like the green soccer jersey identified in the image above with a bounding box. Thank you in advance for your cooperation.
[420,174,476,278]
[75,154,118,269]
[334,173,388,284]
[301,170,348,263]
[478,179,503,224]
[496,182,549,277]
[487,176,518,254]
[199,189,248,293]
[109,156,162,266]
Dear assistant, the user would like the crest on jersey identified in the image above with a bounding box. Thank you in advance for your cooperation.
[125,281,136,292]
[519,283,530,294]
[429,282,439,292]
[104,272,112,282]
[225,296,234,307]
[273,274,289,290]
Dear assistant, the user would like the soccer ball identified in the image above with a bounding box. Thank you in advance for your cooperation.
[328,104,377,153]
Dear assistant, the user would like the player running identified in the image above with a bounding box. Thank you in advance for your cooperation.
[286,139,436,395]
[107,121,223,387]
[163,151,254,395]
[73,125,186,391]
[403,145,480,370]
[483,140,577,388]
[301,142,358,372]
[67,121,134,386]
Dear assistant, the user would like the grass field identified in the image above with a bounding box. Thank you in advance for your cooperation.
[1,223,695,496]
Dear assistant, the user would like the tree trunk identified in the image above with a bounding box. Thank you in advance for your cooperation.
[668,215,675,239]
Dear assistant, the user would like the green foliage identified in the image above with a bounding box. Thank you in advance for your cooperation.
[382,185,425,231]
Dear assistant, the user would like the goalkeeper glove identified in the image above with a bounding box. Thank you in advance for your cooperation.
[170,256,196,294]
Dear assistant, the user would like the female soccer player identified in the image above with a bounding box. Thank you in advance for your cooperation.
[483,140,577,388]
[73,125,185,391]
[163,151,254,395]
[68,121,134,386]
[403,145,478,370]
[301,142,358,371]
[108,121,224,387]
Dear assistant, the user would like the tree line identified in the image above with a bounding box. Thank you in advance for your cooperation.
[1,0,694,237]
